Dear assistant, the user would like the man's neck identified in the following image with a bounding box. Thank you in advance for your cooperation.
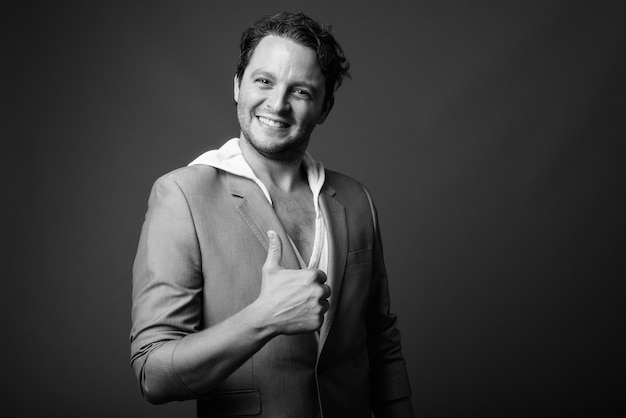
[239,136,308,194]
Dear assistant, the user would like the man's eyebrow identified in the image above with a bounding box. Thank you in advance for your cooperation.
[250,70,275,79]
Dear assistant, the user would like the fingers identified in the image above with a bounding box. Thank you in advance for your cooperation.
[320,283,331,300]
[318,277,331,319]
[311,270,331,300]
[315,269,327,284]
[319,299,330,316]
[264,230,283,269]
[319,283,331,318]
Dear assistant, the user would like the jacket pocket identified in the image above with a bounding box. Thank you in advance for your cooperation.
[346,247,372,266]
[197,389,261,416]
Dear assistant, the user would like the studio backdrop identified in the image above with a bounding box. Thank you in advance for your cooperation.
[8,1,624,416]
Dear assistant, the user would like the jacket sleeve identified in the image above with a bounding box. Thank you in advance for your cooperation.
[129,173,203,403]
[362,186,413,407]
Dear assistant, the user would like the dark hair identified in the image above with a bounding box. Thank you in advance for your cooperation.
[236,12,351,107]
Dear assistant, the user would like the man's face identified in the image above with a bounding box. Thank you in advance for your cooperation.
[234,35,330,162]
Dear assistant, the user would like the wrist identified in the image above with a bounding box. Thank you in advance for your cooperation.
[244,299,279,340]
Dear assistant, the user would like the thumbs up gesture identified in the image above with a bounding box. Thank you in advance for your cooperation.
[255,230,331,335]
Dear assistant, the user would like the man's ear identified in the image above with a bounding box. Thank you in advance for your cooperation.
[318,95,334,124]
[233,74,240,103]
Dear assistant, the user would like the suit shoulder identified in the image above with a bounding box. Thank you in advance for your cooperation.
[324,169,372,198]
[325,169,365,191]
[154,165,222,192]
[324,169,375,210]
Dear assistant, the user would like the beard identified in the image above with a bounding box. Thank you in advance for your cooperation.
[242,129,310,163]
[237,100,319,163]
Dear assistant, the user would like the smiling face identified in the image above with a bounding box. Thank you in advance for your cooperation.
[234,35,331,162]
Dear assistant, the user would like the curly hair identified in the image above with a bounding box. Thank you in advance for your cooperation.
[236,12,351,107]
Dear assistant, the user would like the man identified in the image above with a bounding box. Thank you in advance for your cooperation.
[130,12,413,417]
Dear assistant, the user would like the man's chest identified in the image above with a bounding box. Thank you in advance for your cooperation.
[273,195,316,265]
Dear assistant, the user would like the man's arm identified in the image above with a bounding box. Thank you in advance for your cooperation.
[130,176,329,403]
[362,185,414,417]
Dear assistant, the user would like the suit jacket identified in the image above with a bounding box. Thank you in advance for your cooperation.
[130,165,411,417]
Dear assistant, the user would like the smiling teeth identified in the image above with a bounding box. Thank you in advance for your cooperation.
[258,116,287,128]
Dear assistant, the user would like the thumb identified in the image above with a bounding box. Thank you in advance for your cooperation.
[264,230,283,268]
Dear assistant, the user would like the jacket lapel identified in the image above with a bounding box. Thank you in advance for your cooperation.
[226,173,300,270]
[318,184,348,354]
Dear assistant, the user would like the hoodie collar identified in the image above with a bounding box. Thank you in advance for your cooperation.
[188,137,326,206]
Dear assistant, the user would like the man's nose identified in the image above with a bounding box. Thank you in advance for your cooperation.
[266,88,291,113]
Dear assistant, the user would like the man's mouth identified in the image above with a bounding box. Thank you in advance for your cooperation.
[257,116,289,128]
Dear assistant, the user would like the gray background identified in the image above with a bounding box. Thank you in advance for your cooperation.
[7,1,625,416]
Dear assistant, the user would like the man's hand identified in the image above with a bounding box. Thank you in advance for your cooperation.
[253,230,331,335]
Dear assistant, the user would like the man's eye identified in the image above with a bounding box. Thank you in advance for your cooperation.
[293,89,311,98]
[256,78,270,85]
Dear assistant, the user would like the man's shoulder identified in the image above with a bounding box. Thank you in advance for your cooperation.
[153,165,226,194]
[324,169,373,207]
[324,169,364,191]
[158,164,218,181]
